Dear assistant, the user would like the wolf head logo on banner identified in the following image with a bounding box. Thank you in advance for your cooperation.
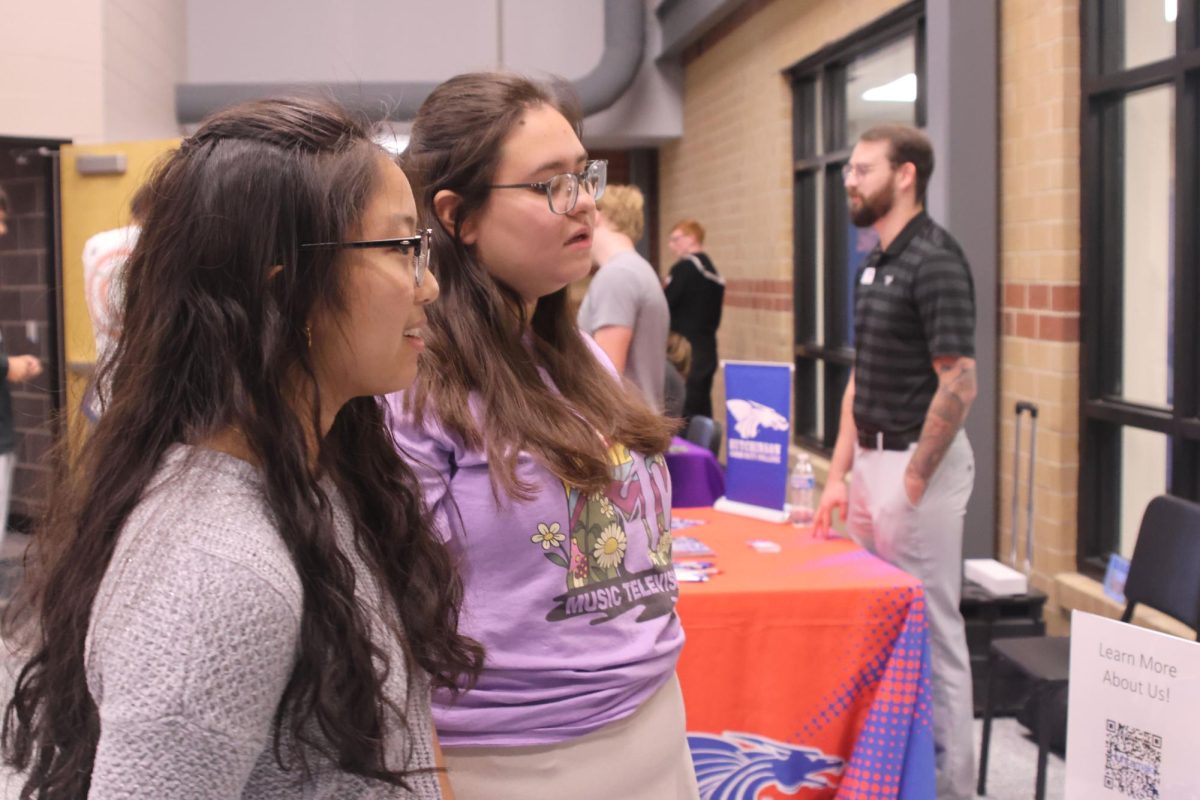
[718,361,794,517]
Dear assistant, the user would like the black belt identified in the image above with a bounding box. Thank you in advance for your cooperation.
[857,428,920,451]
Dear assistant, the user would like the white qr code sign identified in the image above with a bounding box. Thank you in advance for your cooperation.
[1066,611,1200,799]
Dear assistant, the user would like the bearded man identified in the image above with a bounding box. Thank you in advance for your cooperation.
[813,124,978,800]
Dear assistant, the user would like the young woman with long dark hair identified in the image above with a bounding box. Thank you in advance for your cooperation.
[387,73,699,799]
[2,97,481,799]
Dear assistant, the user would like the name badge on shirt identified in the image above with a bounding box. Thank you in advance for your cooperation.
[860,267,876,285]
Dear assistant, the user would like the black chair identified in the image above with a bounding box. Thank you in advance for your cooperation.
[977,494,1200,800]
[685,415,722,456]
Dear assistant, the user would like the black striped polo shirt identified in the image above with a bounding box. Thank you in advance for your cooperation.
[852,211,975,436]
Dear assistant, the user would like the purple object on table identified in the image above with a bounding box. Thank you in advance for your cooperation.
[665,436,725,508]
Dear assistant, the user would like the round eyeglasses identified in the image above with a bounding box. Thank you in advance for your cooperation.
[490,159,607,215]
[299,228,432,286]
[841,162,889,182]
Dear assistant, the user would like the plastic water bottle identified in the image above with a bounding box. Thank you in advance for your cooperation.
[788,453,815,527]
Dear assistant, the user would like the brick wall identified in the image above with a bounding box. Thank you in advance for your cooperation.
[662,0,1088,616]
[0,147,59,523]
[658,0,908,425]
[997,0,1082,618]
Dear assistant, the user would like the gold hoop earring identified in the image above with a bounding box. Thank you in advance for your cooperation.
[305,325,312,348]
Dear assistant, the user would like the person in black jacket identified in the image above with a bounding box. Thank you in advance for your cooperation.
[0,185,44,541]
[664,219,724,419]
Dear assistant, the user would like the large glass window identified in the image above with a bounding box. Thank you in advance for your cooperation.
[786,3,924,451]
[1115,85,1175,409]
[1079,0,1199,572]
[1113,0,1178,71]
[846,36,918,143]
[1119,427,1171,557]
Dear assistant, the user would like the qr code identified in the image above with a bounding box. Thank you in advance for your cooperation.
[1104,719,1162,799]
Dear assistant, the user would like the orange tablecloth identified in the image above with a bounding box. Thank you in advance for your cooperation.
[674,507,935,799]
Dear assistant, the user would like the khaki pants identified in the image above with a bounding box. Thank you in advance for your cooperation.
[847,431,975,800]
[443,673,700,800]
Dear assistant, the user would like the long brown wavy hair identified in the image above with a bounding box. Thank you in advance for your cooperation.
[400,73,676,499]
[2,97,482,798]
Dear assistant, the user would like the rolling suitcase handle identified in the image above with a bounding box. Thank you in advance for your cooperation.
[1009,401,1038,575]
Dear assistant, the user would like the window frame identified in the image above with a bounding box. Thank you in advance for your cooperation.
[1078,0,1200,574]
[786,1,927,452]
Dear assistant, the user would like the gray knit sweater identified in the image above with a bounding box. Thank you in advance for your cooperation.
[83,445,441,798]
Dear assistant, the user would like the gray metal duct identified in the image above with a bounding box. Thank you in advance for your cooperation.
[176,0,645,124]
[656,0,749,61]
[574,0,646,114]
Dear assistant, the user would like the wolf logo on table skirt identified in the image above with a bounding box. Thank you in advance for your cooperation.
[688,732,843,799]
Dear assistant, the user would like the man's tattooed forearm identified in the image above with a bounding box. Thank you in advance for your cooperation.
[906,362,977,483]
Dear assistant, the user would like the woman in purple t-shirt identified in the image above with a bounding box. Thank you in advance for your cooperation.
[386,73,699,799]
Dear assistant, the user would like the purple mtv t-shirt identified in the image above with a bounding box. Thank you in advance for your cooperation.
[385,337,684,747]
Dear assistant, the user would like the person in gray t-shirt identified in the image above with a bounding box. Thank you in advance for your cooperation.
[578,185,669,412]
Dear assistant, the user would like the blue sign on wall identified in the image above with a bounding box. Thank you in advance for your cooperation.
[723,361,793,511]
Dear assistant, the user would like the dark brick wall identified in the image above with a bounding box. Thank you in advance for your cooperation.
[0,140,62,524]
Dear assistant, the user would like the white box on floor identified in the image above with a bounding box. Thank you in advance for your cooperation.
[964,558,1028,596]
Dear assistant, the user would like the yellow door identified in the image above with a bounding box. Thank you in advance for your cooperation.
[58,138,178,449]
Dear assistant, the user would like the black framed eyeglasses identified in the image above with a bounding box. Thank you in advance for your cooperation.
[490,159,607,215]
[300,228,432,286]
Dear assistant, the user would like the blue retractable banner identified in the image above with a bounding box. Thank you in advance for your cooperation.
[721,361,793,512]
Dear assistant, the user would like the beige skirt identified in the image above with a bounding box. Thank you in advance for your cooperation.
[442,673,700,800]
